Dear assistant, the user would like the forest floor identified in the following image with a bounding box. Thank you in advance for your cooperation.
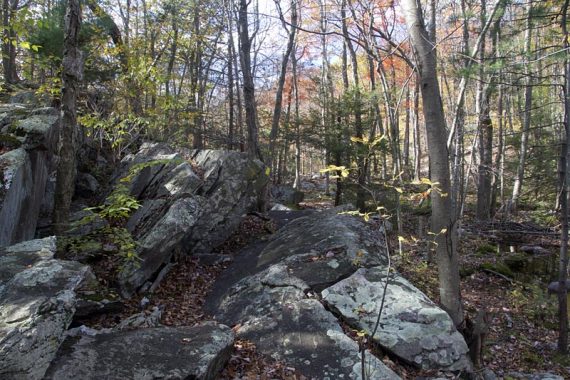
[82,181,570,379]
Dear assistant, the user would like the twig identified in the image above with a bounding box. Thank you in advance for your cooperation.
[360,218,392,379]
[482,268,514,283]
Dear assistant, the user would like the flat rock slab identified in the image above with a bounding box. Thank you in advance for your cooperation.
[257,207,387,291]
[0,237,90,380]
[216,268,400,380]
[322,267,471,371]
[45,322,234,380]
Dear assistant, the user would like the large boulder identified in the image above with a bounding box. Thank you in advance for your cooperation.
[184,149,270,252]
[0,148,33,246]
[118,197,206,296]
[0,237,90,380]
[0,105,59,247]
[270,184,304,206]
[207,209,401,378]
[45,322,234,380]
[206,208,471,374]
[322,267,471,371]
[215,264,400,379]
[114,143,269,296]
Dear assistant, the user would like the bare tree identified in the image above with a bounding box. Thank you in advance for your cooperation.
[269,0,297,176]
[558,0,570,354]
[1,0,21,84]
[510,0,533,213]
[238,0,262,160]
[53,0,83,233]
[401,0,463,326]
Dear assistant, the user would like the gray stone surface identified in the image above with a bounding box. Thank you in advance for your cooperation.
[0,237,90,380]
[75,172,100,198]
[45,322,234,380]
[257,207,386,291]
[270,184,304,205]
[217,267,399,380]
[321,267,471,371]
[208,208,470,375]
[506,372,564,380]
[0,148,32,247]
[209,209,400,379]
[185,149,269,252]
[13,112,59,152]
[113,144,269,296]
[118,197,206,296]
[0,106,59,247]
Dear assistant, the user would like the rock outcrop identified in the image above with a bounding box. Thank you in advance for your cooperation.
[206,208,471,374]
[0,237,90,380]
[322,267,471,370]
[0,104,59,247]
[114,143,269,296]
[270,184,304,206]
[45,322,234,380]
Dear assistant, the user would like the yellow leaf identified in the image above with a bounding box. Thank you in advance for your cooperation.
[265,167,271,176]
[398,236,408,243]
[350,136,368,144]
[394,187,403,194]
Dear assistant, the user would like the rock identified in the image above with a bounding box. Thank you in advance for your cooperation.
[208,209,401,379]
[113,144,269,296]
[257,207,387,291]
[125,199,167,236]
[482,368,498,380]
[506,372,564,380]
[321,267,471,371]
[547,280,570,295]
[66,209,108,237]
[45,322,234,380]
[520,245,550,255]
[0,107,59,247]
[186,149,269,252]
[0,148,33,246]
[0,237,90,380]
[74,298,124,320]
[270,184,304,205]
[75,172,100,198]
[12,111,59,151]
[118,197,206,296]
[9,90,37,105]
[207,207,469,376]
[216,271,399,380]
[114,307,163,330]
[270,203,293,211]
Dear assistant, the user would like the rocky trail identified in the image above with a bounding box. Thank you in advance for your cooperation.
[0,101,567,379]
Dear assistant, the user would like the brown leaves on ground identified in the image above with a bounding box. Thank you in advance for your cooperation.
[218,339,306,380]
[393,213,570,378]
[215,214,276,254]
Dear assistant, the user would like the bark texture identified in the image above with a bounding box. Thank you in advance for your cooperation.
[53,0,83,233]
[402,0,463,326]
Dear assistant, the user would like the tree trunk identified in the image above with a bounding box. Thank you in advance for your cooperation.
[269,0,297,176]
[413,78,421,180]
[402,0,463,326]
[510,0,533,213]
[238,0,262,161]
[341,0,365,211]
[227,26,235,150]
[558,0,570,354]
[53,0,82,234]
[2,0,20,84]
